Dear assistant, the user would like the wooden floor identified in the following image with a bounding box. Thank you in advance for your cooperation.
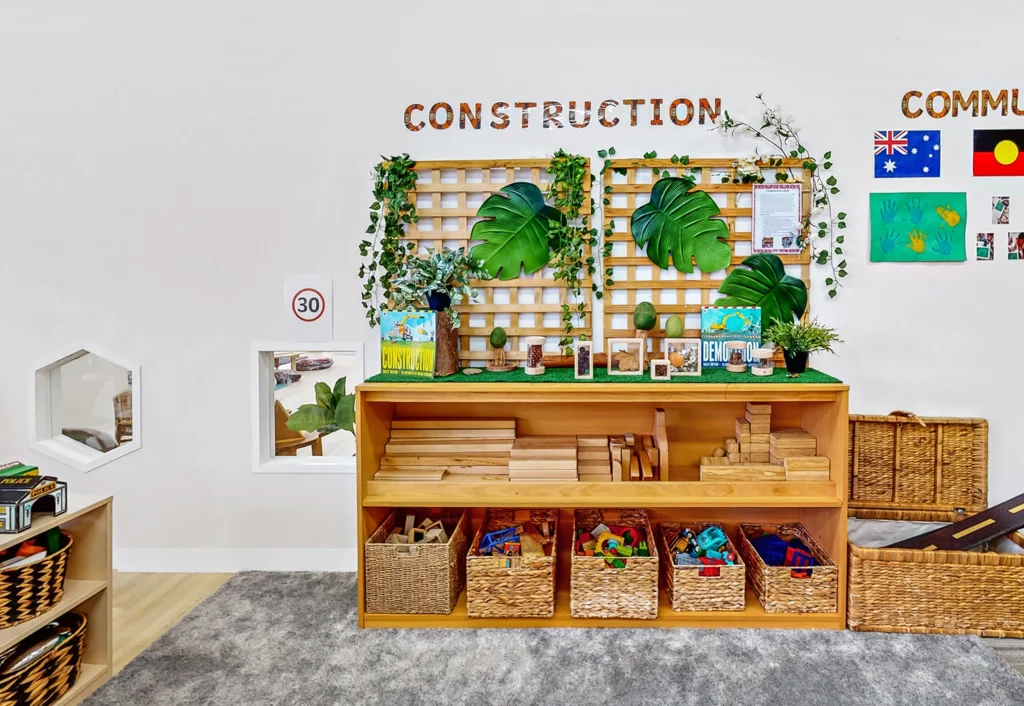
[111,573,1024,677]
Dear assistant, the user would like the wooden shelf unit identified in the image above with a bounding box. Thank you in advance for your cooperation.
[0,495,113,706]
[356,382,848,630]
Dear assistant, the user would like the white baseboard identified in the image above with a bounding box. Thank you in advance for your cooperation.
[114,548,357,573]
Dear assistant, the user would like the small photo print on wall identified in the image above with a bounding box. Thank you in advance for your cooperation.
[993,197,1010,225]
[977,233,994,261]
[1010,233,1024,261]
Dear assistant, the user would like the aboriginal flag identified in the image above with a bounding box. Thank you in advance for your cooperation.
[974,129,1024,177]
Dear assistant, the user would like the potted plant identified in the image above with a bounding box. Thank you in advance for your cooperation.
[285,377,355,435]
[762,318,841,376]
[392,247,490,329]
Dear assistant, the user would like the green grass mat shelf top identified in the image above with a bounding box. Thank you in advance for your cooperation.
[367,367,842,385]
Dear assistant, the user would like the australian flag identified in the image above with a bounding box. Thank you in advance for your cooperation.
[874,130,940,178]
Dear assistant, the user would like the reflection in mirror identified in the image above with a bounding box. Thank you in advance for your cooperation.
[54,353,133,454]
[272,351,356,459]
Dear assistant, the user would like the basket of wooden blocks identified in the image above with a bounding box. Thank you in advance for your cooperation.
[364,508,469,615]
[659,522,746,612]
[570,509,659,619]
[736,522,838,613]
[466,509,558,618]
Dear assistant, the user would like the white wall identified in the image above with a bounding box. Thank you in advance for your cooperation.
[56,353,129,439]
[0,1,1020,569]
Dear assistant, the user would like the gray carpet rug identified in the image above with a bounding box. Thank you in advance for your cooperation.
[86,572,1024,706]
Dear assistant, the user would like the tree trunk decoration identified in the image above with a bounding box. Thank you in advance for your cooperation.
[434,310,459,377]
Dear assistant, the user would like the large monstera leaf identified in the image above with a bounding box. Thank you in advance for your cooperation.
[715,253,808,327]
[470,182,563,281]
[631,177,731,273]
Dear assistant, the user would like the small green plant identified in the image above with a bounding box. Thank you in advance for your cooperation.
[763,318,841,354]
[286,377,355,435]
[391,247,490,329]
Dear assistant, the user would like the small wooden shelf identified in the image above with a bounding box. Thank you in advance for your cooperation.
[363,586,842,630]
[0,579,105,653]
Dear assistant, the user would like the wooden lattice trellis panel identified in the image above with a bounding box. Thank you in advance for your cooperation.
[403,159,592,366]
[602,158,812,356]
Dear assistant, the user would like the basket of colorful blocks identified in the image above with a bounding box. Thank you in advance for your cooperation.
[659,522,746,612]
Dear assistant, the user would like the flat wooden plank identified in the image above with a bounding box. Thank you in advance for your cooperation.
[700,456,731,466]
[391,419,516,430]
[637,447,653,480]
[442,465,510,475]
[783,456,830,472]
[381,455,510,467]
[700,465,786,482]
[577,450,611,461]
[786,469,830,481]
[746,403,772,415]
[374,468,447,481]
[386,440,514,454]
[579,474,612,483]
[389,428,516,439]
[576,435,609,447]
[508,459,577,471]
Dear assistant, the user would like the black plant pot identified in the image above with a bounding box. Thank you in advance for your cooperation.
[783,349,809,375]
[426,290,451,312]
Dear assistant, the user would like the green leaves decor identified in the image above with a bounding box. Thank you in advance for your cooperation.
[715,253,808,327]
[630,176,731,273]
[470,182,564,281]
[285,377,355,435]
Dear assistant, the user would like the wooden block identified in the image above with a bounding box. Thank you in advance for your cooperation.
[386,440,514,455]
[609,435,626,446]
[725,437,739,453]
[611,458,623,482]
[700,464,786,482]
[734,419,750,437]
[745,403,772,416]
[727,452,740,464]
[740,452,751,463]
[635,446,653,480]
[508,468,579,479]
[372,465,444,481]
[510,448,577,460]
[625,432,635,447]
[442,465,510,475]
[404,514,415,536]
[508,459,577,471]
[747,422,771,435]
[510,477,575,483]
[712,447,726,458]
[783,456,830,471]
[654,408,669,473]
[749,452,771,463]
[785,468,830,481]
[621,447,633,479]
[770,428,817,447]
[750,433,770,443]
[700,456,731,466]
[381,455,510,467]
[578,462,611,474]
[390,428,517,440]
[629,452,640,480]
[392,418,516,430]
[444,475,508,483]
[519,531,544,557]
[747,442,770,453]
[577,435,609,447]
[577,450,611,461]
[514,436,577,447]
[579,473,612,483]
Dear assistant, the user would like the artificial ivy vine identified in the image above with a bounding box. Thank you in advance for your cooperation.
[359,154,419,327]
[716,94,848,299]
[546,149,599,350]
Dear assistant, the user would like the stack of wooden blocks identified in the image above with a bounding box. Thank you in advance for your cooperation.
[577,436,612,482]
[732,403,771,463]
[385,513,449,552]
[770,429,829,481]
[374,419,515,482]
[509,436,578,482]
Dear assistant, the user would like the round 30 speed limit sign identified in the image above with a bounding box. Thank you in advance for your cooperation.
[284,274,333,340]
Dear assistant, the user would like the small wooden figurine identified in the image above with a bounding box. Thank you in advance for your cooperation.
[485,327,516,373]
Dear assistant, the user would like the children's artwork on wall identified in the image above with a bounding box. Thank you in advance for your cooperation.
[993,197,1011,225]
[974,130,1024,177]
[380,311,437,378]
[977,233,995,261]
[874,130,941,178]
[869,192,967,262]
[1010,233,1024,261]
[700,306,761,369]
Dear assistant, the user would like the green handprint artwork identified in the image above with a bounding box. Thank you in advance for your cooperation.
[870,192,967,262]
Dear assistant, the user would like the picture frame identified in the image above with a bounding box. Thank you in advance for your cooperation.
[606,338,645,376]
[650,359,671,381]
[664,338,702,377]
[573,340,594,380]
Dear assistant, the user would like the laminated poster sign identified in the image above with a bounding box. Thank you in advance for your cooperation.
[380,311,437,378]
[700,306,762,368]
[752,183,802,254]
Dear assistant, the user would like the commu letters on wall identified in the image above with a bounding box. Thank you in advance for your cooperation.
[902,89,1024,119]
[403,98,723,131]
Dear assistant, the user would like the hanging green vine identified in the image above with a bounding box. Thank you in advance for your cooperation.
[359,154,419,327]
[596,146,625,300]
[715,94,847,299]
[546,149,599,350]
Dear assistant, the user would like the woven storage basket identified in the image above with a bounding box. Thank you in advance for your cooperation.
[0,611,85,706]
[570,509,659,619]
[658,522,745,612]
[0,532,72,629]
[364,508,468,615]
[847,414,1024,636]
[737,523,838,613]
[466,509,557,619]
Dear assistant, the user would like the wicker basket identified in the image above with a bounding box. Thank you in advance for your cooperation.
[0,611,85,706]
[0,532,72,629]
[846,414,1024,636]
[466,509,557,618]
[364,508,468,615]
[570,509,659,619]
[737,523,838,613]
[658,522,745,612]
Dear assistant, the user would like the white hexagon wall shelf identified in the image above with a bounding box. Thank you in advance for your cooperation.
[30,341,142,472]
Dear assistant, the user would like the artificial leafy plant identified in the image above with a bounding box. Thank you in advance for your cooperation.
[762,318,840,354]
[715,253,808,328]
[286,377,355,434]
[470,182,563,281]
[391,247,490,329]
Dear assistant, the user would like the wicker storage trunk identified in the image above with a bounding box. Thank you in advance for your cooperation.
[364,508,469,615]
[737,523,838,613]
[658,522,745,612]
[466,509,557,618]
[846,414,1024,636]
[571,509,659,619]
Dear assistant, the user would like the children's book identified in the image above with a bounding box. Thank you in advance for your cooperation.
[380,310,437,378]
[700,306,762,368]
